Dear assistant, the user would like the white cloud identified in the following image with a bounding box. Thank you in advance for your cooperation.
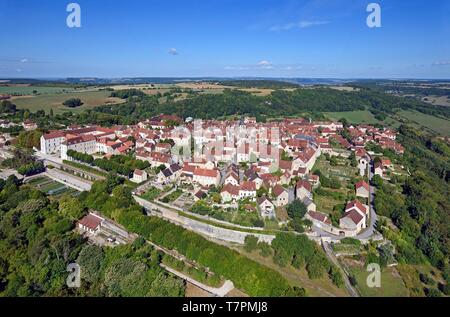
[270,20,330,31]
[20,58,29,63]
[432,60,450,66]
[257,60,274,69]
[168,48,179,56]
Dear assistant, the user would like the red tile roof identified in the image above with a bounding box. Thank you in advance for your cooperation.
[43,131,66,140]
[343,209,364,225]
[78,214,103,230]
[296,180,312,192]
[194,168,219,178]
[308,211,332,225]
[272,185,287,197]
[355,180,370,192]
[221,184,240,196]
[346,200,368,215]
[240,181,256,192]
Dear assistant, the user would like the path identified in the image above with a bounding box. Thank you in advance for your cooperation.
[323,242,359,297]
[161,264,234,297]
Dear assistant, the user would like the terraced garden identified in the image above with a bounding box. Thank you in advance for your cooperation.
[26,176,79,196]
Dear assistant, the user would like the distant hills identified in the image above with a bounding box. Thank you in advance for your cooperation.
[0,77,354,86]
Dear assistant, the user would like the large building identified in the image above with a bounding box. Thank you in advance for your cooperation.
[40,131,66,156]
[193,168,221,187]
[61,135,97,160]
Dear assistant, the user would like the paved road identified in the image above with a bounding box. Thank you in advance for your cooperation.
[45,169,93,191]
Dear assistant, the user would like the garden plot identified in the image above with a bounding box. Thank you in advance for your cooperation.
[26,176,79,196]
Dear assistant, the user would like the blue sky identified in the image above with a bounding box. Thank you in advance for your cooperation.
[0,0,449,78]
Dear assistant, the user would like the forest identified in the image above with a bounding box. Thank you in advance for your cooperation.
[88,86,450,126]
[0,176,184,297]
[372,125,450,295]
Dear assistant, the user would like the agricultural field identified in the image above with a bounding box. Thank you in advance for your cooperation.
[422,95,450,107]
[395,110,450,136]
[325,110,381,124]
[0,85,79,95]
[12,91,125,114]
[325,110,400,127]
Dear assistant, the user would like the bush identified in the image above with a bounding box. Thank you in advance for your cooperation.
[258,242,272,257]
[340,238,361,246]
[271,233,333,280]
[424,287,442,297]
[419,273,435,286]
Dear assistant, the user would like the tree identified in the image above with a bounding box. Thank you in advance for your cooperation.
[329,266,344,288]
[258,242,272,257]
[58,195,85,220]
[63,98,84,108]
[244,235,259,252]
[287,200,307,219]
[371,175,383,188]
[77,245,105,283]
[16,130,43,149]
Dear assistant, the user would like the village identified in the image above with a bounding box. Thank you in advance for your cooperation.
[33,114,406,241]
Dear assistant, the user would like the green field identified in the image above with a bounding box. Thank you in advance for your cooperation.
[12,91,125,114]
[396,110,450,136]
[325,110,400,127]
[325,110,380,124]
[0,85,80,95]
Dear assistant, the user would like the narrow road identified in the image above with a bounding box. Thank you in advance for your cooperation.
[323,242,359,297]
[161,264,234,297]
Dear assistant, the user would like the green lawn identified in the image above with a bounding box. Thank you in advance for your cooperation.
[351,266,409,297]
[12,91,125,114]
[315,194,342,214]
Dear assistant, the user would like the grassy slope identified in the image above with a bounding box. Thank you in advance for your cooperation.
[234,246,349,297]
[395,110,450,136]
